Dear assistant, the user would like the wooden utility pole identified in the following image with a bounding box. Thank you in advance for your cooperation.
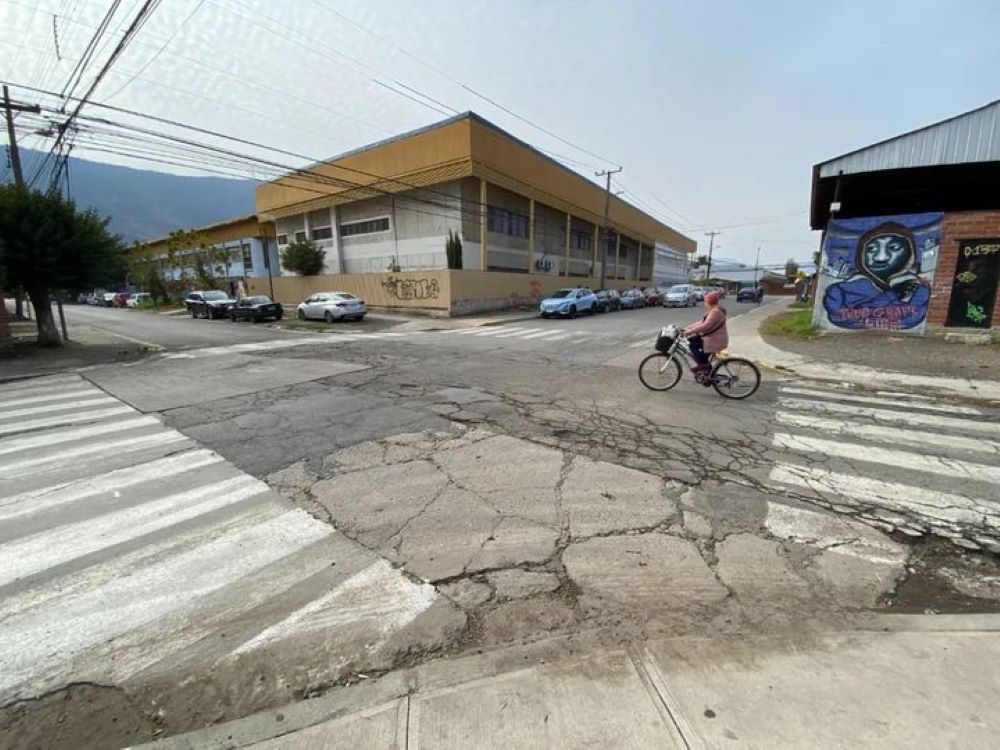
[2,85,41,340]
[596,167,622,289]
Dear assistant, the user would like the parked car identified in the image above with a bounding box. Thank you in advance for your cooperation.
[706,285,727,299]
[539,288,598,318]
[737,286,764,303]
[594,289,621,313]
[230,295,284,323]
[296,291,367,322]
[85,292,102,305]
[100,292,117,307]
[113,292,129,308]
[186,290,236,319]
[126,293,152,308]
[619,288,646,309]
[690,286,707,302]
[663,284,696,308]
[643,287,665,306]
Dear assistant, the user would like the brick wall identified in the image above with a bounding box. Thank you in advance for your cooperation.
[928,210,1000,328]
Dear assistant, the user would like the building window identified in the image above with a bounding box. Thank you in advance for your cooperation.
[570,229,591,250]
[276,234,288,246]
[294,230,307,243]
[487,206,529,239]
[311,226,333,241]
[341,216,390,237]
[241,244,253,272]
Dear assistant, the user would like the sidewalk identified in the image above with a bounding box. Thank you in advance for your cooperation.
[144,615,1000,748]
[732,299,1000,402]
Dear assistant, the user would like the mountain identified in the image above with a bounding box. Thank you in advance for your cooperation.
[14,149,257,242]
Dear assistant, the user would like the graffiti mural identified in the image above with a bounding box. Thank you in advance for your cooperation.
[381,276,440,301]
[815,212,941,333]
[945,238,1000,329]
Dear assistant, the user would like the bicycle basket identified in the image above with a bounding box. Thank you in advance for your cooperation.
[654,332,674,353]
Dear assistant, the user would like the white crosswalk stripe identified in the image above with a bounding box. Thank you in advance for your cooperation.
[161,331,410,360]
[767,380,1000,544]
[0,374,442,705]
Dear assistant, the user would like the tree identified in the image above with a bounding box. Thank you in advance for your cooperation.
[784,257,800,282]
[0,185,122,346]
[280,239,325,276]
[694,254,709,267]
[445,229,463,270]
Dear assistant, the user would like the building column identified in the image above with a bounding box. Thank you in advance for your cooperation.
[563,212,571,277]
[303,211,311,243]
[614,233,621,281]
[479,178,488,272]
[527,197,535,273]
[637,243,644,282]
[328,204,343,274]
[592,222,599,280]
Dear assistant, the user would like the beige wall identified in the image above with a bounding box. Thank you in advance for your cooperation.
[451,271,601,315]
[247,270,450,312]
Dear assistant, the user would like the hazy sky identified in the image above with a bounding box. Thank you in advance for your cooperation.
[2,0,999,267]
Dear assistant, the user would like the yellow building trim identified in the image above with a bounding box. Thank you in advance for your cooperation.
[130,216,271,259]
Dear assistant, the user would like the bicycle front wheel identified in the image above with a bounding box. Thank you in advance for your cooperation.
[711,357,761,399]
[638,353,683,391]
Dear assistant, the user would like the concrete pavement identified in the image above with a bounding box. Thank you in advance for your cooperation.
[734,300,1000,402]
[145,616,1000,749]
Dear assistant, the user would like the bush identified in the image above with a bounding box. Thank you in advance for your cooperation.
[280,239,325,276]
[446,229,463,270]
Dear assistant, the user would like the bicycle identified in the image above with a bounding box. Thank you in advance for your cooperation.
[638,324,761,399]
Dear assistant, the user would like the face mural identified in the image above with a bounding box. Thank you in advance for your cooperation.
[815,213,941,332]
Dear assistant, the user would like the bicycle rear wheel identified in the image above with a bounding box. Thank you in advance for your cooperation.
[710,357,761,399]
[638,353,683,391]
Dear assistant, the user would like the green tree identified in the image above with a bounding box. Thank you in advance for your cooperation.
[280,239,325,275]
[445,229,463,270]
[785,257,800,282]
[0,185,122,346]
[694,254,709,267]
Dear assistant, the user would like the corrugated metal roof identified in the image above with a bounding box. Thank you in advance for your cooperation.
[817,100,1000,178]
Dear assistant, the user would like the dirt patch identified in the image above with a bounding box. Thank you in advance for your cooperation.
[0,683,159,750]
[884,538,1000,614]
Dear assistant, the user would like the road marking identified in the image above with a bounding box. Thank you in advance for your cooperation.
[233,559,436,655]
[0,388,103,410]
[775,412,1000,455]
[537,332,575,341]
[772,433,1000,484]
[0,374,81,391]
[0,475,268,587]
[0,396,119,421]
[473,327,515,337]
[495,327,542,338]
[0,449,224,520]
[0,382,92,402]
[777,397,1000,436]
[521,329,565,339]
[0,509,332,694]
[769,463,993,523]
[0,430,188,478]
[0,405,135,437]
[0,415,160,457]
[779,386,982,416]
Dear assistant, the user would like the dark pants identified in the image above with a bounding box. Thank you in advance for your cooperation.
[688,335,710,369]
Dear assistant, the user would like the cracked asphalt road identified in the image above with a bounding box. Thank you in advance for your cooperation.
[7,306,1000,747]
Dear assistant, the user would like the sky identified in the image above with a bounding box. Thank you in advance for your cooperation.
[2,0,999,269]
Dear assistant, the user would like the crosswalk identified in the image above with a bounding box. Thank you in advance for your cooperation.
[162,330,408,359]
[0,374,443,705]
[766,380,1000,547]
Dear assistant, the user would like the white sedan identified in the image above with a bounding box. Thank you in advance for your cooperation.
[296,292,367,322]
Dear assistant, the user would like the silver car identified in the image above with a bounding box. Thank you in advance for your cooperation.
[297,291,367,322]
[663,284,696,308]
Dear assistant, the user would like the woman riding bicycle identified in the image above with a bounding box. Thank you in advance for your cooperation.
[682,291,728,378]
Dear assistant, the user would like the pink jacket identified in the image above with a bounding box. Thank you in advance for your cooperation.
[684,308,729,353]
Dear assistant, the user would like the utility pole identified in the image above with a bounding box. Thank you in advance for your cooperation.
[754,244,762,306]
[2,85,41,331]
[3,85,40,187]
[596,166,622,289]
[704,230,720,284]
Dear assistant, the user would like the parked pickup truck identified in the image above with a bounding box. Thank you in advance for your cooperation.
[185,290,236,319]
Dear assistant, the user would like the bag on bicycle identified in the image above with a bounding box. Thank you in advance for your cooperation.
[655,332,674,353]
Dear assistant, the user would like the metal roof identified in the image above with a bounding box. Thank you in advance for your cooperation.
[817,99,1000,178]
